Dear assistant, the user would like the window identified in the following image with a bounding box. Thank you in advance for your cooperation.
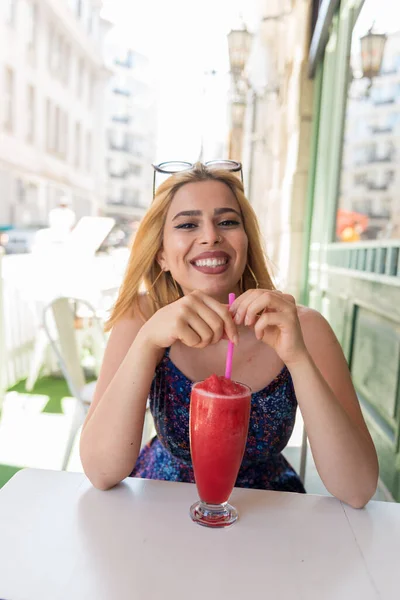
[61,111,69,159]
[87,8,93,34]
[5,0,16,26]
[53,105,60,155]
[47,26,53,71]
[45,101,65,157]
[130,163,142,176]
[63,43,71,86]
[46,98,52,150]
[86,132,91,171]
[77,58,84,97]
[88,71,94,107]
[48,29,61,74]
[76,0,83,19]
[122,188,141,206]
[26,2,37,51]
[3,67,14,132]
[26,85,35,143]
[74,122,81,167]
[337,0,400,241]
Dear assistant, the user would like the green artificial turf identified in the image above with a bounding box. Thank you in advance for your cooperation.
[0,464,22,488]
[7,376,71,414]
[0,376,73,488]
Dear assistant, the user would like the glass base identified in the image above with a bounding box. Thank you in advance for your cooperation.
[190,500,238,528]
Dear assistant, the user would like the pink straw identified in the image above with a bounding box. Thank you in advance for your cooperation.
[224,293,236,379]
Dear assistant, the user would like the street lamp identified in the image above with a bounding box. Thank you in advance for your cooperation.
[227,26,253,82]
[227,25,253,162]
[360,27,387,82]
[231,99,246,128]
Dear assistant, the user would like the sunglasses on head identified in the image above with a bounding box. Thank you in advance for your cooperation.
[151,160,243,198]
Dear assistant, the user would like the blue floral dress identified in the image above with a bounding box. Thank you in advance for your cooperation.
[131,348,305,493]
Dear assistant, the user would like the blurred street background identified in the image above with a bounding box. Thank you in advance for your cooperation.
[0,0,400,502]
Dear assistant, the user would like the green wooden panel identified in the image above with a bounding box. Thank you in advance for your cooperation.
[351,308,400,429]
[362,408,397,497]
[322,293,348,345]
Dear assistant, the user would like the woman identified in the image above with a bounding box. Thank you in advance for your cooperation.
[80,162,378,508]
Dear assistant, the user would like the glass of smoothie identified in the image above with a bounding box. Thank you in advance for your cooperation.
[189,374,251,528]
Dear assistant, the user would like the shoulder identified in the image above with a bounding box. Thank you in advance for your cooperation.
[137,292,154,321]
[296,305,339,349]
[109,293,151,336]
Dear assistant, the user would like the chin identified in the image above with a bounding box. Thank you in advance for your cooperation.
[197,281,236,301]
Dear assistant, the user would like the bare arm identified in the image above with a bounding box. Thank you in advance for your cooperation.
[79,316,162,490]
[80,290,238,491]
[290,309,379,508]
[231,291,379,508]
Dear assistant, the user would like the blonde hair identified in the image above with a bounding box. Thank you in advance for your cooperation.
[106,163,275,330]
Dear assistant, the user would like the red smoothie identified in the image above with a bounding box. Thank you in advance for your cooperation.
[190,375,251,505]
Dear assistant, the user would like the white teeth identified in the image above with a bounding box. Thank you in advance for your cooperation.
[194,258,228,267]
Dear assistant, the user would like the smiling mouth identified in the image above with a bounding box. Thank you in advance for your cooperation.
[190,256,230,274]
[192,258,228,267]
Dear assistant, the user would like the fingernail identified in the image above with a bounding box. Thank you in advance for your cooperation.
[233,335,239,346]
[234,313,241,324]
[245,316,251,326]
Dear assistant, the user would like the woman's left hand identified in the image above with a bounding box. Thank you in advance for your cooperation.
[230,289,308,366]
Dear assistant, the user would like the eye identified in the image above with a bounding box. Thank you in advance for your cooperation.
[174,222,198,230]
[218,219,241,227]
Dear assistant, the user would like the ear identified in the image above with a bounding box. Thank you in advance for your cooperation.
[156,248,169,272]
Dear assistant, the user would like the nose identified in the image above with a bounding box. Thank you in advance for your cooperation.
[200,225,222,245]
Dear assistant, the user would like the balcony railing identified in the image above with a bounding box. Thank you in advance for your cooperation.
[109,171,129,179]
[365,181,391,191]
[109,143,130,152]
[370,126,394,135]
[112,115,131,124]
[114,57,132,69]
[317,240,400,278]
[374,97,396,106]
[106,198,148,209]
[113,88,131,97]
[365,154,395,164]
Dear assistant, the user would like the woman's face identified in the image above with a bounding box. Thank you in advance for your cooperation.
[158,180,248,303]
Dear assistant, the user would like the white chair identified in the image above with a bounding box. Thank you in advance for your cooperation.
[42,297,106,470]
[43,296,154,471]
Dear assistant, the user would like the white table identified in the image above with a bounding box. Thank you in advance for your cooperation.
[0,469,399,600]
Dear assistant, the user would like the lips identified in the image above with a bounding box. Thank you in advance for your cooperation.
[190,251,231,275]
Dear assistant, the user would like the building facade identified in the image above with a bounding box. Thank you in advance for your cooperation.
[103,36,157,223]
[0,0,110,229]
[234,0,314,294]
[339,31,400,241]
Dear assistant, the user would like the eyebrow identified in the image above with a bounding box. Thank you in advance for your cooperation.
[172,207,242,221]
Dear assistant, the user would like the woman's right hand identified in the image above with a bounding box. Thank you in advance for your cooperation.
[139,290,239,350]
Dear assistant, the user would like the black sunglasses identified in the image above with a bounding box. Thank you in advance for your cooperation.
[151,160,243,198]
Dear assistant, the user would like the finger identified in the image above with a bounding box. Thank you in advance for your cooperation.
[185,312,216,348]
[281,293,296,305]
[192,292,238,344]
[177,324,202,347]
[253,311,288,340]
[243,292,295,327]
[190,299,225,344]
[229,289,254,315]
[231,290,265,325]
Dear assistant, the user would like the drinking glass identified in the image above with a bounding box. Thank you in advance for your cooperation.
[189,380,251,528]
